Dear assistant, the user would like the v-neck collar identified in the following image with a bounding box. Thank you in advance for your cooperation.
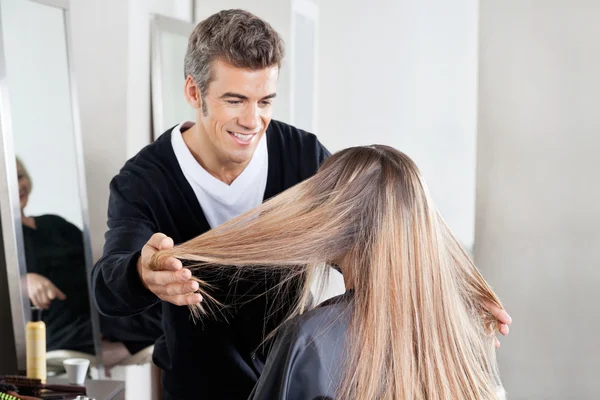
[172,122,268,196]
[161,122,280,234]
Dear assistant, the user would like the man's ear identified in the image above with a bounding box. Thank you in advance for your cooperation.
[184,75,202,109]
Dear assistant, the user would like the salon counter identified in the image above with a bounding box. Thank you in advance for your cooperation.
[47,378,125,400]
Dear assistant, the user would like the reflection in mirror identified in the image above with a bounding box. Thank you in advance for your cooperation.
[0,0,103,376]
[151,15,195,140]
[17,159,93,353]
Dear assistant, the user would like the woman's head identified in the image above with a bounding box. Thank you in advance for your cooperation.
[153,145,504,399]
[16,158,32,212]
[306,145,436,287]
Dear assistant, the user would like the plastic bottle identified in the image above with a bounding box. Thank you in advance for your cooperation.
[26,307,46,383]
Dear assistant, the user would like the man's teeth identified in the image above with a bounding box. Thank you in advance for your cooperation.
[232,132,253,141]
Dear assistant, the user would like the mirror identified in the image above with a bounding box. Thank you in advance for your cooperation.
[0,0,103,375]
[291,0,319,133]
[151,14,195,140]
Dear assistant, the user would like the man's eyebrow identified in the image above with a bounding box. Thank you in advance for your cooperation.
[219,92,277,100]
[220,92,248,100]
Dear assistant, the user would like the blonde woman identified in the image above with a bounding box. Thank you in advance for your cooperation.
[154,145,510,399]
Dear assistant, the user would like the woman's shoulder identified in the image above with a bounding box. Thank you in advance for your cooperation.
[35,214,64,220]
[35,214,79,227]
[34,215,81,234]
[33,214,67,225]
[284,292,353,339]
[251,296,350,400]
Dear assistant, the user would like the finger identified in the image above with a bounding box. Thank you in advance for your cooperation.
[56,289,67,301]
[163,293,203,307]
[494,309,512,325]
[33,299,45,310]
[485,301,512,325]
[162,280,200,297]
[50,284,67,301]
[37,293,50,310]
[495,337,501,348]
[495,309,512,325]
[152,256,183,272]
[46,287,56,301]
[499,323,509,336]
[31,294,42,309]
[158,236,174,250]
[148,268,191,287]
[146,233,171,250]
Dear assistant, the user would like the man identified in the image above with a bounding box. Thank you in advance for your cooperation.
[92,9,511,399]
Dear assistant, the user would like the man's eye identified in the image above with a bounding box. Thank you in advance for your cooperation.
[260,101,271,106]
[227,100,242,105]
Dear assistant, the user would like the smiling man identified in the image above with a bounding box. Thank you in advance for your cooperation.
[91,9,330,400]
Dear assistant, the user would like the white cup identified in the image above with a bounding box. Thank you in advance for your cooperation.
[63,358,90,385]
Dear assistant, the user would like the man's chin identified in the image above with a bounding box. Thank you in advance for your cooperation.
[227,149,257,166]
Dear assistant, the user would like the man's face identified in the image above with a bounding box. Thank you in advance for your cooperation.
[16,160,31,211]
[187,59,278,167]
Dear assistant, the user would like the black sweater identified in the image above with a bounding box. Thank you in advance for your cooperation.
[92,120,330,399]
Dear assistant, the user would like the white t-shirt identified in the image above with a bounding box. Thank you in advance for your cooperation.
[171,122,269,229]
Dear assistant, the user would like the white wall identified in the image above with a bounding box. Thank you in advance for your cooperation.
[317,0,479,248]
[3,0,83,229]
[70,0,129,259]
[476,1,600,398]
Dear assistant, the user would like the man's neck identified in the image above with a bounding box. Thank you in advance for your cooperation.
[181,123,248,185]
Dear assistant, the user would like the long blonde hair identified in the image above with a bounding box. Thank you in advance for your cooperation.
[153,145,505,399]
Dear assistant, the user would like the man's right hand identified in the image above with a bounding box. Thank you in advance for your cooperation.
[137,233,203,306]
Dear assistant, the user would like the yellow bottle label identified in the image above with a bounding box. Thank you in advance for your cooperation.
[26,322,47,383]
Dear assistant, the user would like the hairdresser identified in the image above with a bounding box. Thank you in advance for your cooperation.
[91,9,512,400]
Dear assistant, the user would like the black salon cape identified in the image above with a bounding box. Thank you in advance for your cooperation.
[250,292,352,400]
[91,120,330,400]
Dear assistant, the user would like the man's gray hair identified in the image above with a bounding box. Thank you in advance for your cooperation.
[184,9,285,113]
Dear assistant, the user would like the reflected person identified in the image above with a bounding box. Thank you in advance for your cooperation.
[17,158,94,354]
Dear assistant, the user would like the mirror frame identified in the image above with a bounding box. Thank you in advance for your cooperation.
[0,0,104,376]
[150,14,195,141]
[290,0,319,134]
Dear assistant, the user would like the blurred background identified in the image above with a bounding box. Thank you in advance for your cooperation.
[0,1,598,399]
